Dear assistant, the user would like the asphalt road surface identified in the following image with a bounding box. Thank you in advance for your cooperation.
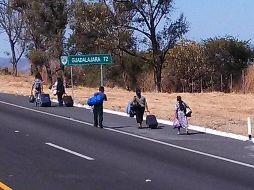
[0,93,254,190]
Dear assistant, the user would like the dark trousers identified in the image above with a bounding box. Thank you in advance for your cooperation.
[57,93,64,106]
[136,107,145,124]
[93,104,103,127]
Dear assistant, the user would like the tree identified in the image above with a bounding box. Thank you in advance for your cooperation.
[68,1,138,88]
[0,0,26,76]
[164,40,207,92]
[68,1,113,54]
[13,0,68,82]
[104,0,188,91]
[203,36,252,91]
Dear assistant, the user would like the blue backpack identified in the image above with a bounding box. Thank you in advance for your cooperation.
[87,92,104,106]
[125,101,135,117]
[125,101,131,114]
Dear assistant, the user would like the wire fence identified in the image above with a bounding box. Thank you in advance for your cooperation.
[179,70,250,93]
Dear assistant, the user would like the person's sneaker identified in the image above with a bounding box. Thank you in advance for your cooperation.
[177,131,180,135]
[186,130,189,135]
[138,123,142,129]
[99,125,103,128]
[93,124,98,128]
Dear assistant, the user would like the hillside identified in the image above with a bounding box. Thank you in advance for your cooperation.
[0,73,253,137]
[0,57,29,72]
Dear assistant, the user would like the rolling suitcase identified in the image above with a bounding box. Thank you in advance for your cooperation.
[40,93,51,107]
[146,114,158,129]
[63,95,73,107]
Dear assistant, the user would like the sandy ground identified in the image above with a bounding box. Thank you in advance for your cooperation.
[0,74,253,136]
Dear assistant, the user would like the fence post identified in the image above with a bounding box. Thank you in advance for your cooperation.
[242,70,245,94]
[211,76,214,92]
[248,117,252,140]
[230,74,233,92]
[220,74,223,92]
[192,79,194,93]
[71,66,74,102]
[201,79,203,93]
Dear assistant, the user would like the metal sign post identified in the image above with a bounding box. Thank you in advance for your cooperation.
[100,64,103,86]
[60,54,112,102]
[70,66,74,101]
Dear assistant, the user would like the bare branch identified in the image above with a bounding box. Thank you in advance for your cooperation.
[118,44,150,63]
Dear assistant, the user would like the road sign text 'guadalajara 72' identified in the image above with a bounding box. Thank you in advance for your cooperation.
[61,54,112,66]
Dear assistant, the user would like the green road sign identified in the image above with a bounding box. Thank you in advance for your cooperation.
[60,54,112,66]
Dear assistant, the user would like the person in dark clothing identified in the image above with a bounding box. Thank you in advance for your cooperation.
[93,86,107,128]
[130,88,149,128]
[53,77,65,106]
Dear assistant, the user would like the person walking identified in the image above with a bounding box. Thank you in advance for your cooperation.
[53,77,65,106]
[174,95,190,135]
[93,86,107,128]
[31,73,43,106]
[130,88,149,128]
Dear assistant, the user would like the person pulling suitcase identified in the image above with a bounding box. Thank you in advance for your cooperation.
[130,88,149,129]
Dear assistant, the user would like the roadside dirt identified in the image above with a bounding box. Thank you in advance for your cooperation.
[1,74,253,136]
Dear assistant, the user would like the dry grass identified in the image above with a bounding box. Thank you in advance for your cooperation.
[1,73,253,136]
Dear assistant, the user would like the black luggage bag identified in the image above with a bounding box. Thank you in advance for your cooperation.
[63,95,73,107]
[146,114,158,129]
[29,95,35,103]
[40,93,51,107]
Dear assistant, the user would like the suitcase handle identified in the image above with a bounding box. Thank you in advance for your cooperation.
[144,110,150,116]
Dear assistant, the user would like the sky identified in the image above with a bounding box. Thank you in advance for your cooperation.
[0,0,254,57]
[174,0,254,43]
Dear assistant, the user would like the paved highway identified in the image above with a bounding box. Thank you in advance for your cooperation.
[0,93,254,190]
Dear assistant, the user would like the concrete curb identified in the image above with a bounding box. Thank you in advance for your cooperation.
[53,99,254,143]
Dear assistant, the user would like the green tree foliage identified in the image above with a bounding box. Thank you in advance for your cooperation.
[67,1,113,86]
[164,40,207,92]
[104,0,189,92]
[68,1,134,53]
[19,0,68,57]
[203,37,252,91]
[163,37,253,93]
[68,1,113,54]
[5,0,254,94]
[13,0,68,82]
[67,1,139,88]
[105,55,146,90]
[28,49,48,73]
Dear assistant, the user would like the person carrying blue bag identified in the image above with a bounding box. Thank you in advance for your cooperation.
[87,86,107,128]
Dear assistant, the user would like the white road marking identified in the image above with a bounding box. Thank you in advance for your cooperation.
[0,100,93,126]
[1,100,254,169]
[105,128,254,169]
[46,142,95,161]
